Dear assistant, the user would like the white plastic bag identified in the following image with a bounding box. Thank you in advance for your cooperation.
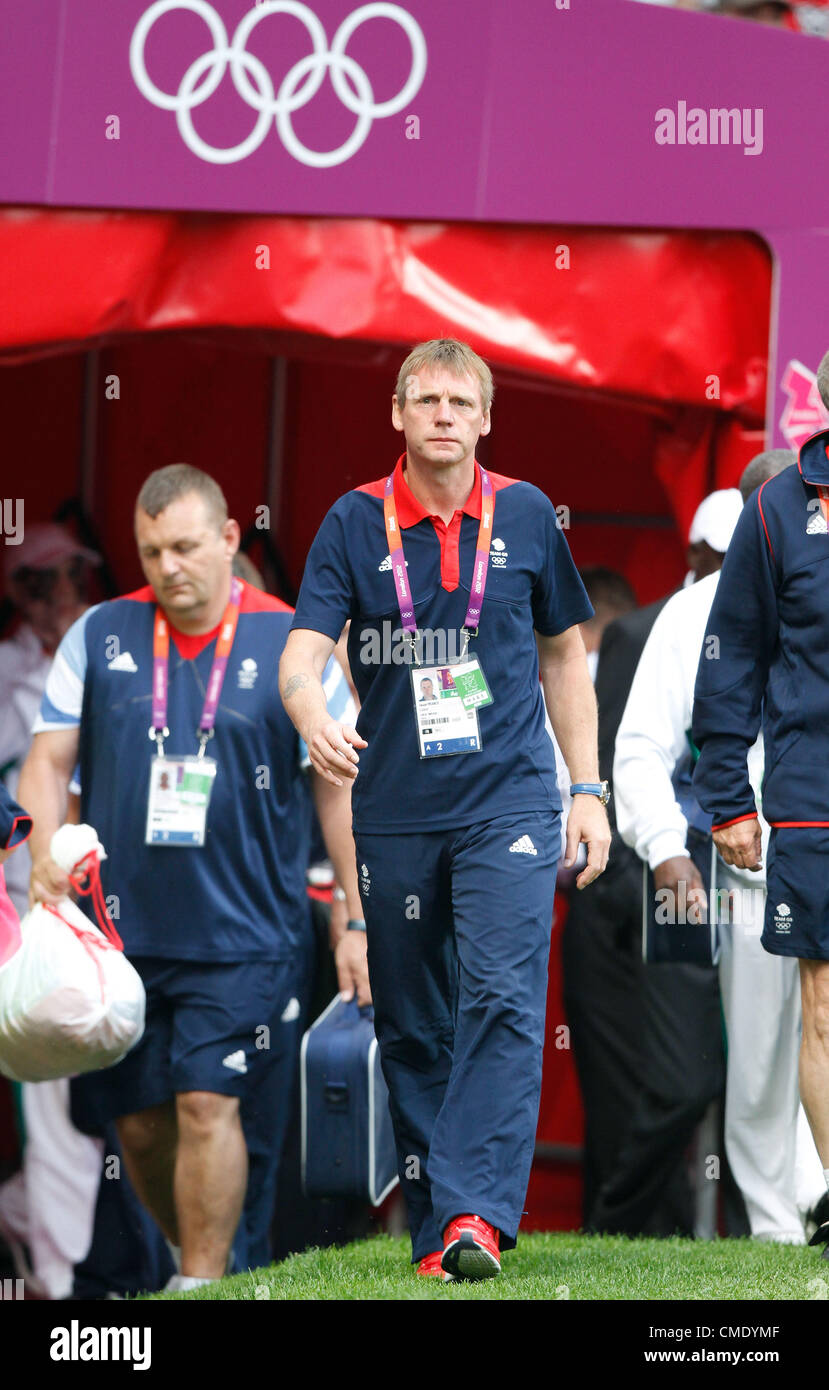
[0,824,145,1082]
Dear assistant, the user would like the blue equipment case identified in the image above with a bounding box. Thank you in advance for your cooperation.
[300,995,399,1207]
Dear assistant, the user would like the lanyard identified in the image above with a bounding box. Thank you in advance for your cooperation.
[149,577,242,757]
[383,462,494,660]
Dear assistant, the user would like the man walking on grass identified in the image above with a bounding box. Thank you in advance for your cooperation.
[279,338,610,1281]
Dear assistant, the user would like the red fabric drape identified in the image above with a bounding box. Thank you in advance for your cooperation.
[0,210,770,416]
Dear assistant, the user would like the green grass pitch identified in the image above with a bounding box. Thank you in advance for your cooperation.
[143,1231,829,1301]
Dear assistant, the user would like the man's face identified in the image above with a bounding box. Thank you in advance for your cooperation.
[391,367,491,470]
[686,540,725,583]
[421,678,435,699]
[10,555,87,649]
[721,1,790,24]
[135,492,238,620]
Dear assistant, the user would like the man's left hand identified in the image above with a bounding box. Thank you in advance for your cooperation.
[564,795,611,890]
[335,929,372,1007]
[712,817,762,872]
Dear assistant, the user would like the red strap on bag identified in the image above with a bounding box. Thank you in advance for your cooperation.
[67,851,124,951]
[37,848,123,1006]
[42,903,118,1004]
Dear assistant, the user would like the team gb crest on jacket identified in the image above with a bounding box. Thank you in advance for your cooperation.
[237,658,258,689]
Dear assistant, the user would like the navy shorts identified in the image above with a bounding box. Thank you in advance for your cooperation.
[763,827,829,960]
[74,955,300,1122]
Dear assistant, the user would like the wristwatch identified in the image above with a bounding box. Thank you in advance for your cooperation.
[346,918,367,932]
[570,781,611,807]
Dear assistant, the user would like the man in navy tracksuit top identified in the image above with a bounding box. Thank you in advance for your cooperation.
[693,424,829,1252]
[279,339,611,1281]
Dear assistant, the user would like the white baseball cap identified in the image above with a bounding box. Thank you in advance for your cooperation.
[688,488,743,554]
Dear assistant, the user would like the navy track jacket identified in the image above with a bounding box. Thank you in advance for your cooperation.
[693,429,829,831]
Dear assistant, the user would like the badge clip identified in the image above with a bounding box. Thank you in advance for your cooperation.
[459,627,477,662]
[404,628,423,667]
[197,727,215,759]
[149,724,170,756]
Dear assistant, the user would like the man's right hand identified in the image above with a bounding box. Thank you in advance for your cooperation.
[334,929,372,1007]
[305,719,368,787]
[29,855,72,906]
[653,854,707,918]
[712,817,763,872]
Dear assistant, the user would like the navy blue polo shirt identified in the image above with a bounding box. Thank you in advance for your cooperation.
[292,456,593,834]
[35,581,354,963]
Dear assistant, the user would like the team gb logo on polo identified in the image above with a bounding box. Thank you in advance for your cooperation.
[130,1,428,169]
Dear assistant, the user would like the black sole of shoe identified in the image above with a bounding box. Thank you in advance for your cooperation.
[441,1231,500,1281]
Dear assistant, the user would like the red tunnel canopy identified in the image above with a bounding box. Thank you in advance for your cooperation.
[0,210,769,412]
[0,211,772,604]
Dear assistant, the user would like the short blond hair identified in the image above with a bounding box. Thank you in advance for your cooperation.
[395,338,494,413]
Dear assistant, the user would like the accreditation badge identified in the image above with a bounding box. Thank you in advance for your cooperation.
[145,755,217,846]
[448,656,494,711]
[410,664,485,759]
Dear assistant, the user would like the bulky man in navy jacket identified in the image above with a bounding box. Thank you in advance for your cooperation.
[693,419,829,1250]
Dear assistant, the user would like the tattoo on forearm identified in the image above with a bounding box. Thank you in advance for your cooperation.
[283,673,310,700]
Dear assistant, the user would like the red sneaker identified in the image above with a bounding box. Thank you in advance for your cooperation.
[416,1251,446,1278]
[441,1214,501,1281]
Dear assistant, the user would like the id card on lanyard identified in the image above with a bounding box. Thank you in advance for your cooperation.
[145,578,241,846]
[383,464,495,760]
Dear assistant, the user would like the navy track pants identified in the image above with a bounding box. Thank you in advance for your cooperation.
[354,809,560,1261]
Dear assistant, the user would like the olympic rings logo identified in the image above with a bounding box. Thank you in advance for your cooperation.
[129,0,428,168]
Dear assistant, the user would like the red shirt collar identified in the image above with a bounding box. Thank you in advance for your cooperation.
[169,618,222,660]
[393,454,482,529]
